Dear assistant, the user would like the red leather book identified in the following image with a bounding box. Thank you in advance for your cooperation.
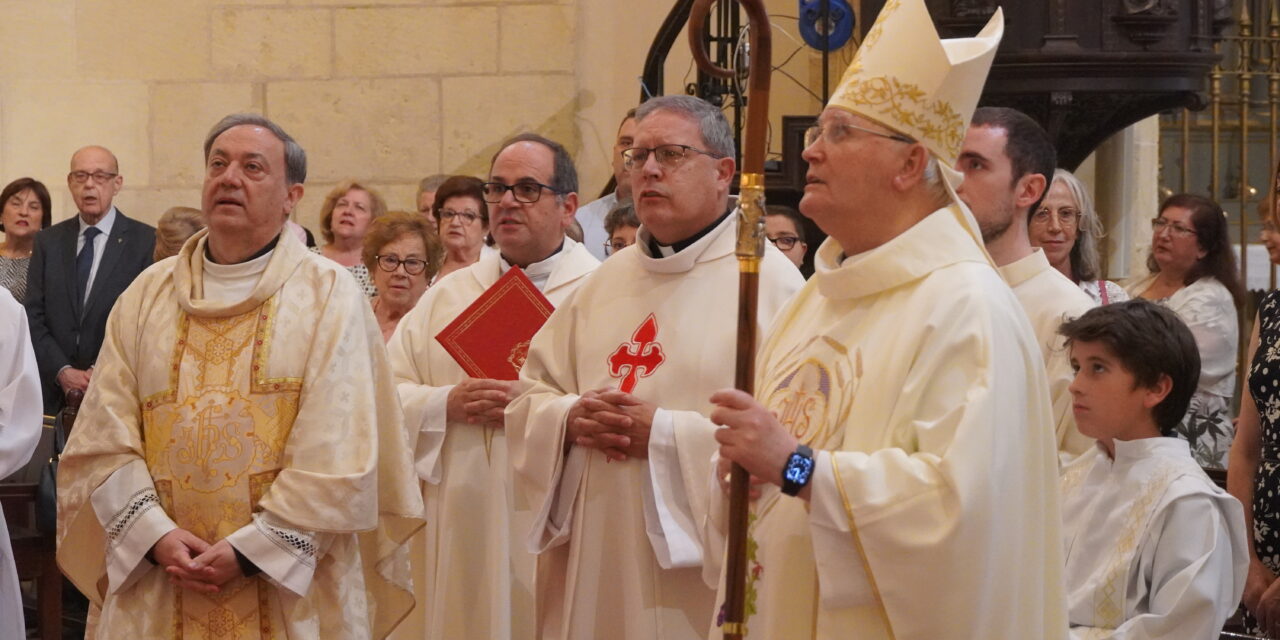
[435,266,554,380]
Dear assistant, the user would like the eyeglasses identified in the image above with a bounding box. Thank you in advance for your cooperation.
[1151,217,1198,238]
[439,209,482,224]
[1031,208,1080,228]
[604,238,634,255]
[621,144,724,172]
[803,122,914,147]
[767,235,801,251]
[375,254,429,276]
[68,170,119,184]
[481,181,562,204]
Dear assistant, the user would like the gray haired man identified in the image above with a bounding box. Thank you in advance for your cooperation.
[506,95,803,639]
[56,113,423,638]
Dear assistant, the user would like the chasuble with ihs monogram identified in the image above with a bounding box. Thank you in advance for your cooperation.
[56,229,424,640]
[705,207,1067,640]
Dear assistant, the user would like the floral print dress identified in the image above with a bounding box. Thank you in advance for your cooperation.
[1127,275,1239,468]
[1247,290,1280,634]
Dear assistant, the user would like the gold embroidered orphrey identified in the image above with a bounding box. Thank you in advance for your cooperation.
[832,75,965,160]
[141,295,301,639]
[741,337,862,625]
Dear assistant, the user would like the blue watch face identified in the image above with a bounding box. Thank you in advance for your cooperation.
[785,454,815,484]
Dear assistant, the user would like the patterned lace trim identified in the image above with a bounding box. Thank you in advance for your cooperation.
[255,516,318,568]
[105,489,160,547]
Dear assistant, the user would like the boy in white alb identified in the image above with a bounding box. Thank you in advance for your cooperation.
[1059,300,1247,638]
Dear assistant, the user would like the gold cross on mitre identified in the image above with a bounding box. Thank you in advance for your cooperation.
[827,0,1005,167]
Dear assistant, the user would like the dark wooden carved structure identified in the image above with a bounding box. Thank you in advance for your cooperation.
[641,0,1232,272]
[855,0,1232,170]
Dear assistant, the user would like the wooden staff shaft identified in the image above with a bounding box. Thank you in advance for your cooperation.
[689,1,771,637]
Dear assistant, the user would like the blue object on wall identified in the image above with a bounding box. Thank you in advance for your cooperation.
[798,0,855,51]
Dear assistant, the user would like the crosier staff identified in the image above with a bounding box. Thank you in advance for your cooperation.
[688,1,770,638]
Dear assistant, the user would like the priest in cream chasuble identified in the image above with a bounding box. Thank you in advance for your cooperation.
[507,96,804,640]
[706,3,1068,639]
[386,135,600,640]
[56,116,423,640]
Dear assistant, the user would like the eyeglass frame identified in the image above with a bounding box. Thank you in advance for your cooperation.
[437,208,483,224]
[620,144,725,172]
[481,181,565,204]
[374,254,429,276]
[1150,216,1199,239]
[68,170,120,185]
[1030,207,1081,228]
[767,235,802,251]
[803,121,915,148]
[603,238,634,255]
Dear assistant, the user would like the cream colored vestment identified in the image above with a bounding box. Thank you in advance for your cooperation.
[707,207,1068,640]
[56,230,424,639]
[997,248,1096,457]
[507,212,804,640]
[1061,438,1246,638]
[386,239,599,640]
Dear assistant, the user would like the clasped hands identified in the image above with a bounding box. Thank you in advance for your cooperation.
[565,388,656,461]
[151,529,242,594]
[447,378,519,427]
[57,366,92,393]
[1245,560,1280,637]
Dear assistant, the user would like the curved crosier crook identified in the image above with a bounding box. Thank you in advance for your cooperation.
[688,0,773,173]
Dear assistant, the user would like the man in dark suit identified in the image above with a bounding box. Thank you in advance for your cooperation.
[25,145,155,413]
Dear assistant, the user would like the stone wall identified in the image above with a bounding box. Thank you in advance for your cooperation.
[0,1,856,235]
[0,0,590,232]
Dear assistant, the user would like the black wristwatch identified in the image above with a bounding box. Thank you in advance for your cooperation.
[780,444,815,497]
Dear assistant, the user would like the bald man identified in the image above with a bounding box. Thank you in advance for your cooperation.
[25,145,155,413]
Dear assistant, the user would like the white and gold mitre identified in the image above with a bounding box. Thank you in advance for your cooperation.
[829,0,1004,165]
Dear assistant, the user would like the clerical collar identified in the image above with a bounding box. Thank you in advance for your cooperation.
[500,239,565,273]
[500,238,570,290]
[204,233,281,265]
[647,208,733,258]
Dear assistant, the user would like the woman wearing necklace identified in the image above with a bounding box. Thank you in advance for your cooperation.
[0,177,52,303]
[1127,193,1246,468]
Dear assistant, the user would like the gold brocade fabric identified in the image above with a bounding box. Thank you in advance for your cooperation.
[55,229,424,640]
[141,300,299,638]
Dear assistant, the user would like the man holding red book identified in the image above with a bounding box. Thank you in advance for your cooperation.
[385,133,600,640]
[506,95,804,640]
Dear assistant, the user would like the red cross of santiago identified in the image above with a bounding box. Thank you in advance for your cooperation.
[608,313,665,393]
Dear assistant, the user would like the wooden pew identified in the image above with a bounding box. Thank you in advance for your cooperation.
[0,435,60,640]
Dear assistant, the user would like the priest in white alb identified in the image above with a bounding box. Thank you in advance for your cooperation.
[55,114,424,639]
[385,134,599,640]
[0,287,41,640]
[956,106,1095,458]
[706,2,1068,638]
[506,95,804,639]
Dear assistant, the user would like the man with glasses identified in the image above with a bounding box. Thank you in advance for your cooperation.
[24,145,154,413]
[956,106,1095,456]
[764,204,809,270]
[576,109,637,261]
[386,133,598,640]
[507,95,802,640]
[705,3,1066,637]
